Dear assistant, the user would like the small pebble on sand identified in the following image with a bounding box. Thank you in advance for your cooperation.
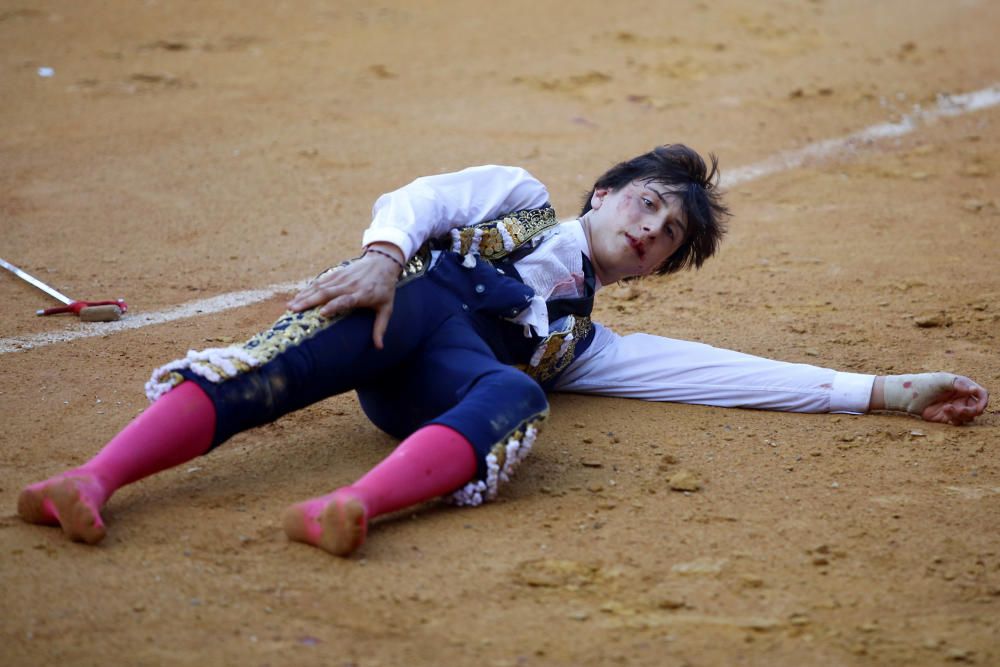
[915,313,950,328]
[669,469,701,492]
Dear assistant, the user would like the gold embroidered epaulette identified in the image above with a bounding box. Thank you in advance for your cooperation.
[448,207,559,260]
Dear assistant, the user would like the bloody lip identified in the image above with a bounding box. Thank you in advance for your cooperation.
[625,233,646,260]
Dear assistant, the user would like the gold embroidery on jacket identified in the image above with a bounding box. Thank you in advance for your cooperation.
[519,315,593,384]
[453,207,558,259]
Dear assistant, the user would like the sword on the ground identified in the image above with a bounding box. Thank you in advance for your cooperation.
[0,257,128,322]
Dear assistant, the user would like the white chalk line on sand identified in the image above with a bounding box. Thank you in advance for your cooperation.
[2,84,998,356]
[723,85,1000,187]
[0,281,307,355]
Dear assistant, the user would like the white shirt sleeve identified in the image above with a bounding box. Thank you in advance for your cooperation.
[553,322,875,414]
[361,165,550,260]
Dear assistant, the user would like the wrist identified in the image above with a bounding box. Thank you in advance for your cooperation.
[880,372,956,414]
[869,377,886,412]
[365,242,405,265]
[363,244,406,273]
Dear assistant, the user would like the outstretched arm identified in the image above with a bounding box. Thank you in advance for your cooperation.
[554,324,989,424]
[553,324,875,413]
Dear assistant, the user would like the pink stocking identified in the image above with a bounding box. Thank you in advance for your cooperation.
[284,424,477,557]
[18,381,216,543]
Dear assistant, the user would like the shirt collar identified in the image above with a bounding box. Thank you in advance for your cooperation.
[559,219,601,291]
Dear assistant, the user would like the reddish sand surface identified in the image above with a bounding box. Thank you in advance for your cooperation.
[2,2,999,665]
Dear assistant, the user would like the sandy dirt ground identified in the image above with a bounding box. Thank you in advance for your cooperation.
[2,1,999,665]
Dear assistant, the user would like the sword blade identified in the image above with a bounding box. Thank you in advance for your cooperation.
[0,257,73,304]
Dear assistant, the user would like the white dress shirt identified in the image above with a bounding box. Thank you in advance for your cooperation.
[361,165,875,414]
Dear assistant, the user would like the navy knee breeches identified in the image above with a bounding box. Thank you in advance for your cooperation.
[147,252,550,504]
